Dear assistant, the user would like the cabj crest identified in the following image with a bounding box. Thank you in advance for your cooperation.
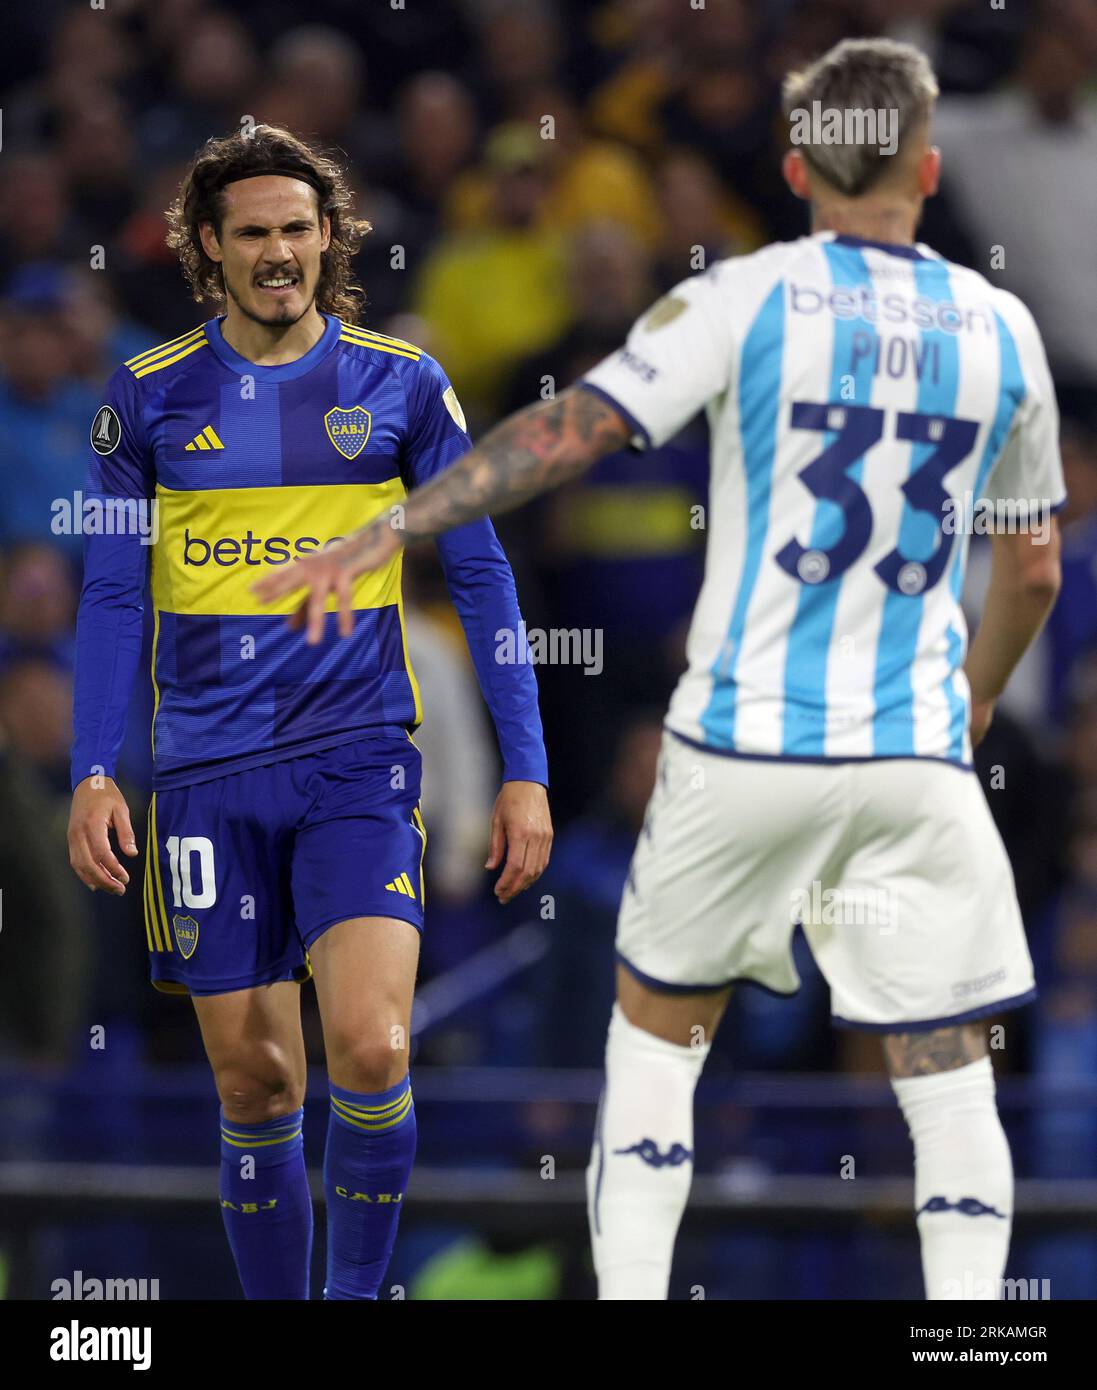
[324,405,372,460]
[172,914,199,959]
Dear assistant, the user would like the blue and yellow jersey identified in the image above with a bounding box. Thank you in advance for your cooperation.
[71,314,547,790]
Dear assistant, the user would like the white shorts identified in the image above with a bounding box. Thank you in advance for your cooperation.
[616,732,1036,1031]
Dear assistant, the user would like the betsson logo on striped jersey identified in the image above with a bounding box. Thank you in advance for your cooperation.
[789,282,994,335]
[182,529,344,566]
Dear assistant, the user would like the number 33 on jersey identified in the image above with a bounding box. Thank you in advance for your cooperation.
[581,231,1065,764]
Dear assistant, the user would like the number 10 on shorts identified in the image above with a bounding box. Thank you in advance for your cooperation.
[165,835,217,909]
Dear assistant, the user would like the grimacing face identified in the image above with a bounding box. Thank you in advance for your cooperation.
[199,174,332,327]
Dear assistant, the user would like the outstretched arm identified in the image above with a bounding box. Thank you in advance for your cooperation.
[252,386,631,643]
[396,385,631,540]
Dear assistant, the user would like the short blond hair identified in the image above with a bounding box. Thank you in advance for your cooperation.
[782,38,938,197]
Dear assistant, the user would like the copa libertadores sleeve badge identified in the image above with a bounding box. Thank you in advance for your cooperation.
[90,404,122,455]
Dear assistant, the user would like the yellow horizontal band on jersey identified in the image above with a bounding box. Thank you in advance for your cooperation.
[131,336,210,379]
[150,479,407,616]
[125,326,206,370]
[338,326,421,361]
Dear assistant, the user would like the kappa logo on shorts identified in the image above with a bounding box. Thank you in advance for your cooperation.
[324,405,372,459]
[950,967,1007,1000]
[172,914,199,959]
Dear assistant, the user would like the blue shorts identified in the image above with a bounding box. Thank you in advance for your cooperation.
[142,734,426,996]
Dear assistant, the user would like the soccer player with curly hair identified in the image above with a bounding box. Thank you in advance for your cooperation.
[68,125,552,1300]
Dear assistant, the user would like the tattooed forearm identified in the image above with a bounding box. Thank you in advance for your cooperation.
[401,386,632,542]
[882,1024,988,1078]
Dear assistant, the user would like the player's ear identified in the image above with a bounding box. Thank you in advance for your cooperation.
[319,213,332,253]
[919,145,942,198]
[782,149,811,201]
[198,220,223,264]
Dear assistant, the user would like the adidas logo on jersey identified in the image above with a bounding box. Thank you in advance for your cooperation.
[385,873,416,900]
[184,426,225,451]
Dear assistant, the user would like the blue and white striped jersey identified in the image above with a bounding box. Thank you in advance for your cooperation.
[582,231,1065,765]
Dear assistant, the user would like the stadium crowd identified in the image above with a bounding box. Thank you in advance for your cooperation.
[1,0,1096,1160]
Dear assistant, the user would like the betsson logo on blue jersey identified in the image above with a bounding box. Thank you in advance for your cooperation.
[183,528,344,566]
[789,283,994,335]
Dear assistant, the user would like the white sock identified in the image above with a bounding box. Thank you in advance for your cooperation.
[586,1003,710,1300]
[891,1056,1013,1300]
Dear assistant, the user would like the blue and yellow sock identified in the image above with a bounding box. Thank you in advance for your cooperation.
[323,1076,416,1300]
[219,1107,313,1299]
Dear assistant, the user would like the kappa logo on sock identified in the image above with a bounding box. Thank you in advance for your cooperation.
[613,1138,692,1169]
[916,1195,1008,1219]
